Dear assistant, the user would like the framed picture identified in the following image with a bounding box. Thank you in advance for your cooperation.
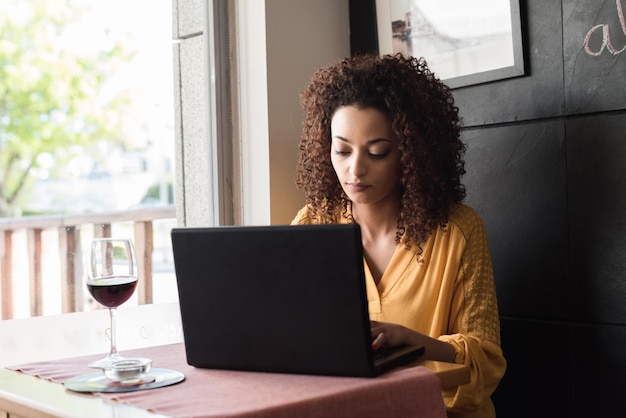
[350,0,526,89]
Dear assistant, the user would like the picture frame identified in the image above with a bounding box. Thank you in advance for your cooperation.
[349,0,526,89]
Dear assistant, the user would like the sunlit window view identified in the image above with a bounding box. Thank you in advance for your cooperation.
[1,0,174,215]
[0,0,177,318]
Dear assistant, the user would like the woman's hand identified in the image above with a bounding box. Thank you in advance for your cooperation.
[370,320,410,349]
[370,320,456,362]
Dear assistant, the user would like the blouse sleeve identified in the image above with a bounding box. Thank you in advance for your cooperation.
[291,205,313,225]
[437,207,507,414]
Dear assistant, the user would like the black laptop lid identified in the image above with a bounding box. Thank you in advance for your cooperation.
[171,223,379,377]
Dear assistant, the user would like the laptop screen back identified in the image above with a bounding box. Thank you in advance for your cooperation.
[171,223,381,377]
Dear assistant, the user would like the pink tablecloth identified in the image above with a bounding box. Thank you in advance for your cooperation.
[7,343,446,418]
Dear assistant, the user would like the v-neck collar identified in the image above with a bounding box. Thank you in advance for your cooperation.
[341,203,418,304]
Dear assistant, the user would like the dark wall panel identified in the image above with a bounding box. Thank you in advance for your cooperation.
[567,112,626,323]
[571,323,626,417]
[495,320,626,418]
[493,318,573,418]
[463,121,568,319]
[563,0,626,114]
[453,0,564,127]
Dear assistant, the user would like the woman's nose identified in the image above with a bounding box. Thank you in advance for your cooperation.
[349,152,367,177]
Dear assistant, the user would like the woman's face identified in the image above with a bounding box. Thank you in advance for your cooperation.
[330,105,401,206]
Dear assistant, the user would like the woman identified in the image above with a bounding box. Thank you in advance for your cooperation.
[292,54,506,417]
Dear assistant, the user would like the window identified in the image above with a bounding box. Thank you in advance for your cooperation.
[1,0,175,215]
[1,0,177,318]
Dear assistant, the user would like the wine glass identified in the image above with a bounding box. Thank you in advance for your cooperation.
[86,238,138,368]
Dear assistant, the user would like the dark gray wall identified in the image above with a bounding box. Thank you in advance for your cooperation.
[458,1,626,416]
[352,1,626,416]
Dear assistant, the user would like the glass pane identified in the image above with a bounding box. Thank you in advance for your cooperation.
[1,0,175,215]
[1,0,176,318]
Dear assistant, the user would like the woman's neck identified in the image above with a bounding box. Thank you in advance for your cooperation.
[351,200,399,239]
[351,200,400,283]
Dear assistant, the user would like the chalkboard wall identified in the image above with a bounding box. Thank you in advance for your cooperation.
[352,1,626,416]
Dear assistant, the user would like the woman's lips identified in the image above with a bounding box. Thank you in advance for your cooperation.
[347,182,371,192]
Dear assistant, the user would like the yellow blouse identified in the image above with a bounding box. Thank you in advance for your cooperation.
[292,203,506,417]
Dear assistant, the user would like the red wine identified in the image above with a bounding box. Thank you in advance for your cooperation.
[87,276,138,308]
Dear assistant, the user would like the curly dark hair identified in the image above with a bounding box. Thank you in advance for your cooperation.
[296,54,466,246]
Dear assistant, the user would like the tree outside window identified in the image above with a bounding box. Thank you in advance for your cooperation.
[0,0,175,218]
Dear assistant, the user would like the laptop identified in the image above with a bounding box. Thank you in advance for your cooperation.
[171,223,424,377]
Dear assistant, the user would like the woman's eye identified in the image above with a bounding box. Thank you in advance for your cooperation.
[334,149,350,156]
[369,151,390,159]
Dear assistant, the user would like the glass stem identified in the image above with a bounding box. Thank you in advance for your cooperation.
[108,307,119,359]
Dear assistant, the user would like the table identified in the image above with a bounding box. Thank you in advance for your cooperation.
[0,304,469,418]
[1,358,467,418]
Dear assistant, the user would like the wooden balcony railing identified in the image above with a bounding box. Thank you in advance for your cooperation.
[0,206,177,320]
